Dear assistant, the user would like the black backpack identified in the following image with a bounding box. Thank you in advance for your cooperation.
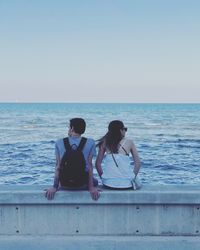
[59,137,88,187]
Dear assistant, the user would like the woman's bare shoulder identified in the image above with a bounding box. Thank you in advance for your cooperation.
[123,138,134,145]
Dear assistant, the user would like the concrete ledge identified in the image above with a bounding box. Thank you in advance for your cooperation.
[0,184,200,204]
[0,185,200,237]
[0,236,200,250]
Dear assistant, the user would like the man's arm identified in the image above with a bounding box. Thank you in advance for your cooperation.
[88,152,100,201]
[45,153,60,200]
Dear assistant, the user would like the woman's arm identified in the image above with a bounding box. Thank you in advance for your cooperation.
[130,141,141,177]
[95,144,106,177]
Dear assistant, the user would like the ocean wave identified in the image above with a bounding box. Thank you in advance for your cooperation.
[177,144,200,149]
[177,139,200,143]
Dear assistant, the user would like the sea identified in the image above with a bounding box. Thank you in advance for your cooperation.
[0,103,200,186]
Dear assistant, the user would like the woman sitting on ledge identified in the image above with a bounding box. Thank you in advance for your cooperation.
[96,120,141,189]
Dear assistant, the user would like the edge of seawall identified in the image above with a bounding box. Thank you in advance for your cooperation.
[0,185,200,250]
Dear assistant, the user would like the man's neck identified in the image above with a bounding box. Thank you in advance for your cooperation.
[70,133,81,138]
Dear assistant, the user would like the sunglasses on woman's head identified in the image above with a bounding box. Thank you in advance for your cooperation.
[123,127,127,132]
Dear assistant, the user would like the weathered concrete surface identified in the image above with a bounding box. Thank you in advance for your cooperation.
[0,236,200,250]
[0,185,200,249]
[1,184,200,204]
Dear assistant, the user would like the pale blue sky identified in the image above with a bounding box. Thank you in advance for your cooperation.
[0,0,200,102]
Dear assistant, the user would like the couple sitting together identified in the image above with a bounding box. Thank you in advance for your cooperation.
[45,118,141,201]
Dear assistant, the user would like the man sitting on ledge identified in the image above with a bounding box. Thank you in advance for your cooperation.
[45,118,100,201]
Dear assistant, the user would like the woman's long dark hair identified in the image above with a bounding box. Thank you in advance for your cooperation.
[97,120,125,153]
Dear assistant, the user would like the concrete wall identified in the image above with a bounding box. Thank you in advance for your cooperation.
[0,185,200,249]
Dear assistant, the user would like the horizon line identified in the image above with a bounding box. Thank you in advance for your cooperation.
[0,102,200,105]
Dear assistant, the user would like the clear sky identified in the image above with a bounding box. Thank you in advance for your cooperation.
[0,0,200,103]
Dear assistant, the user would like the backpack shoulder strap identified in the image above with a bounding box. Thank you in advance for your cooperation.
[77,137,87,151]
[63,137,71,151]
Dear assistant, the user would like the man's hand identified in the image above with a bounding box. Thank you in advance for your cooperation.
[89,187,100,201]
[45,187,57,200]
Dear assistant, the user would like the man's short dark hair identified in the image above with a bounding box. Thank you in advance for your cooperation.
[70,118,86,134]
